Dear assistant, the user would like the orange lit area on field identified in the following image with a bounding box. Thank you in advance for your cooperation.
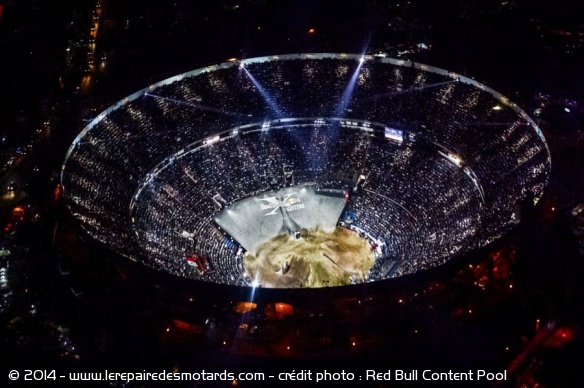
[264,302,294,320]
[233,301,257,314]
[172,319,203,334]
[545,327,575,347]
[54,184,61,201]
[162,320,204,343]
[2,192,15,201]
[12,207,25,219]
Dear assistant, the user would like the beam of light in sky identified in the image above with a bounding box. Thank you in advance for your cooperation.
[335,57,365,116]
[243,66,285,118]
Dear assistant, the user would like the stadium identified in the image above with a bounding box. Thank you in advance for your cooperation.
[60,53,551,289]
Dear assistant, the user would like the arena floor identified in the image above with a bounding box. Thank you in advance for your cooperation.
[244,226,375,288]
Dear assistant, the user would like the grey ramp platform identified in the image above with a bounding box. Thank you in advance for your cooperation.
[214,185,346,253]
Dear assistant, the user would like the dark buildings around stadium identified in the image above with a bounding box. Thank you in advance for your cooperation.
[1,1,584,386]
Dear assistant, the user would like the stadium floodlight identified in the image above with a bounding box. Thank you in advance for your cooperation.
[439,150,463,167]
[492,105,502,111]
[204,135,220,145]
[250,272,260,294]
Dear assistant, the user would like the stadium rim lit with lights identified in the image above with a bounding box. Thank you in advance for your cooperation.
[60,53,551,289]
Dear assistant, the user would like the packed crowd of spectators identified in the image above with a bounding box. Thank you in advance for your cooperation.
[61,55,551,285]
